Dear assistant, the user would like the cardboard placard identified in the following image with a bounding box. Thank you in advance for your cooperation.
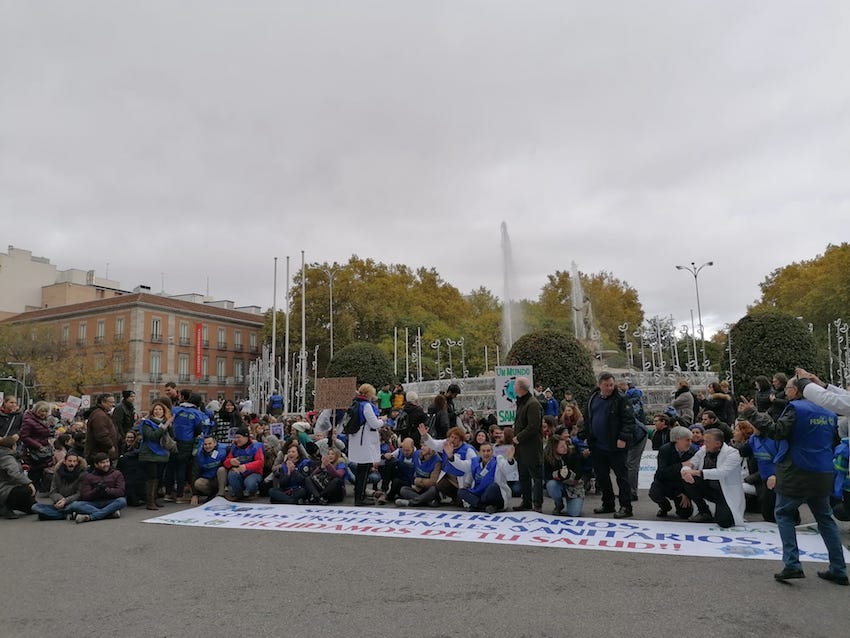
[314,377,357,410]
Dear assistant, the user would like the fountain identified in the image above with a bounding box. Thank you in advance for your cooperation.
[500,221,525,353]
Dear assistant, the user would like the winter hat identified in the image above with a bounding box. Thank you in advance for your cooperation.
[92,452,110,463]
[291,421,310,433]
[235,426,251,438]
[206,400,221,413]
[0,434,19,448]
[689,425,705,433]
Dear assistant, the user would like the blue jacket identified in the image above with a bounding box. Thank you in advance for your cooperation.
[834,439,849,499]
[389,448,416,484]
[469,456,498,495]
[441,442,476,478]
[784,400,836,473]
[172,404,211,442]
[746,434,788,480]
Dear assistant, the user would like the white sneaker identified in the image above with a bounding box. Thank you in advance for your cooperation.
[394,499,410,507]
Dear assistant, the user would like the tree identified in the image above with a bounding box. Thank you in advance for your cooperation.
[326,342,393,388]
[580,271,644,347]
[506,330,596,408]
[752,243,850,331]
[727,312,818,397]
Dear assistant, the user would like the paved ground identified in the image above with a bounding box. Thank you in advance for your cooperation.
[1,489,847,638]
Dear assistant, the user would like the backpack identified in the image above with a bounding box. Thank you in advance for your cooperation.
[341,400,364,435]
[394,409,410,437]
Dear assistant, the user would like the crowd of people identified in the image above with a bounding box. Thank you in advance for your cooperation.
[1,370,848,583]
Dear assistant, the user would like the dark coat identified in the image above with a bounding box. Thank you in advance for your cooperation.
[513,393,543,465]
[20,410,52,469]
[111,400,136,436]
[85,407,119,461]
[80,466,125,501]
[0,410,22,438]
[654,441,698,483]
[585,389,635,450]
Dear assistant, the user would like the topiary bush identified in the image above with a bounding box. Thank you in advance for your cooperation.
[728,311,818,397]
[506,330,597,408]
[327,341,393,389]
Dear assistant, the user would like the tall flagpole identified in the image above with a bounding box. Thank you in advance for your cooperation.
[283,257,291,414]
[300,250,307,414]
[271,257,277,392]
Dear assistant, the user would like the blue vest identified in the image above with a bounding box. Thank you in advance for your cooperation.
[782,400,836,473]
[748,434,787,478]
[172,404,210,442]
[229,441,262,467]
[413,450,440,478]
[269,395,284,410]
[393,449,416,483]
[196,443,228,479]
[471,457,498,494]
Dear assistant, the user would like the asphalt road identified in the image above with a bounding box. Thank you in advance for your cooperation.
[1,491,847,638]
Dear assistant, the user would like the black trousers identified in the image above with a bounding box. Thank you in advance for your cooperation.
[649,477,693,518]
[682,477,735,528]
[590,448,632,510]
[518,461,543,507]
[4,485,34,513]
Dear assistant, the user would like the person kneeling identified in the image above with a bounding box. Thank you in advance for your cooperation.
[191,436,228,505]
[680,428,746,528]
[543,437,585,516]
[649,426,698,519]
[67,452,127,523]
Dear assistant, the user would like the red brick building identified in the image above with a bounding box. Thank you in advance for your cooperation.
[7,293,265,407]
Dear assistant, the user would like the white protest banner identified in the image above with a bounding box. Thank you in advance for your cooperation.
[638,449,657,489]
[81,395,91,409]
[494,365,533,425]
[143,498,849,563]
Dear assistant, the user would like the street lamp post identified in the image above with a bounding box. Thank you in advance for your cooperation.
[675,261,714,371]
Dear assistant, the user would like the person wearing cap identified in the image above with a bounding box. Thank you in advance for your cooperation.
[112,390,136,437]
[223,427,264,501]
[66,452,127,523]
[689,424,705,446]
[0,434,36,519]
[542,389,560,418]
[559,389,577,413]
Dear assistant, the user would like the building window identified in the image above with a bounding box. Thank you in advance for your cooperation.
[249,332,258,353]
[150,351,162,383]
[115,317,125,341]
[178,354,190,383]
[61,325,69,346]
[217,327,226,350]
[77,322,87,346]
[179,322,190,346]
[151,317,163,343]
[202,325,209,348]
[94,353,105,371]
[95,320,105,344]
[234,330,242,351]
[234,359,244,383]
[149,391,158,406]
[216,391,225,401]
[113,353,124,379]
[202,355,209,382]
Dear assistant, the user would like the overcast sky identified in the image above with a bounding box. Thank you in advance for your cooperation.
[2,1,848,338]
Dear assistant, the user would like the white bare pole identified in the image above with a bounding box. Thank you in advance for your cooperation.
[416,327,423,381]
[283,257,291,413]
[271,257,278,393]
[300,250,307,414]
[394,327,398,378]
[484,345,489,372]
[404,327,410,383]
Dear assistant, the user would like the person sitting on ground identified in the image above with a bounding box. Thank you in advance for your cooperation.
[32,452,87,520]
[223,427,264,501]
[67,452,127,523]
[190,435,228,505]
[680,428,746,528]
[648,426,698,519]
[258,434,282,497]
[382,437,416,503]
[493,426,522,498]
[268,444,313,504]
[0,434,35,519]
[395,444,442,508]
[304,448,347,504]
[561,404,584,434]
[20,401,54,495]
[543,436,585,516]
[419,424,478,506]
[458,441,515,514]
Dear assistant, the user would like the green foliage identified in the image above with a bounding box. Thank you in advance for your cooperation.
[326,341,394,388]
[752,243,850,331]
[727,312,818,396]
[506,330,596,408]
